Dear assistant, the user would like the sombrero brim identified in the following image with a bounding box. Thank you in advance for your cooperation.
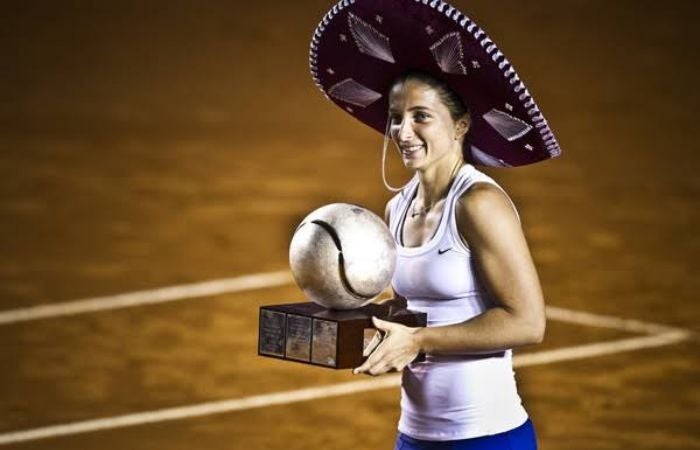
[310,0,562,167]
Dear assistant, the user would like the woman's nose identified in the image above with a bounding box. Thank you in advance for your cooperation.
[397,119,414,141]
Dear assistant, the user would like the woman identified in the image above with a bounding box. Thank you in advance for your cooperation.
[354,70,544,450]
[309,1,561,448]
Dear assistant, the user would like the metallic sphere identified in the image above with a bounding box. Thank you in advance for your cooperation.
[289,203,397,310]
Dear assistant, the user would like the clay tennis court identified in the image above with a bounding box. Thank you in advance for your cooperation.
[1,1,698,449]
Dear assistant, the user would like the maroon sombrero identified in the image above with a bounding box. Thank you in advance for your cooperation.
[309,0,561,167]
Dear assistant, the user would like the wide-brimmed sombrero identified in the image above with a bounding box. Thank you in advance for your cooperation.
[309,0,561,167]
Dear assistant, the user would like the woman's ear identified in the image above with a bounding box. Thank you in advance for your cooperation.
[455,114,471,140]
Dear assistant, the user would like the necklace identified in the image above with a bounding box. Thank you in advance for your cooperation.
[410,160,463,218]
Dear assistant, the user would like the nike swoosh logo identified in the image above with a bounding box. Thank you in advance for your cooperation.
[438,248,451,255]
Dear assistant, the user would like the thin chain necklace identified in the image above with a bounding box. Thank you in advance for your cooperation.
[410,160,463,218]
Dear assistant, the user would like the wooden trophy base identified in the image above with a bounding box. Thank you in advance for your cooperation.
[258,301,427,369]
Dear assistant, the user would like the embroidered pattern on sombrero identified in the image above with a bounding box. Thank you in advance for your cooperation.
[483,109,533,142]
[348,12,395,63]
[430,32,467,75]
[328,78,383,107]
[470,146,512,168]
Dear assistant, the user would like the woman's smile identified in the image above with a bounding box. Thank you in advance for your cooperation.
[400,143,426,158]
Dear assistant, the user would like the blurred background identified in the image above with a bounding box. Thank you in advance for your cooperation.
[0,1,698,449]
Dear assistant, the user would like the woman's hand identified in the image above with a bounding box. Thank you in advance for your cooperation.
[352,317,422,376]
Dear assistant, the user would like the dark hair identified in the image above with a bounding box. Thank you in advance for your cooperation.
[390,70,472,156]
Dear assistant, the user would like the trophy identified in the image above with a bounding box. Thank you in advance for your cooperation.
[258,203,427,369]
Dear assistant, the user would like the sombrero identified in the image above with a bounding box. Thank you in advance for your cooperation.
[309,0,562,167]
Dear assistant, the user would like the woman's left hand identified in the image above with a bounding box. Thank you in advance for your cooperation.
[352,317,422,376]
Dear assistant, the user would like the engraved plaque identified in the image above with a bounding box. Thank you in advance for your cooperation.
[259,302,426,369]
[312,319,338,367]
[285,314,312,361]
[259,310,286,357]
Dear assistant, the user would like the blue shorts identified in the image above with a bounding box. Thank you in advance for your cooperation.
[394,418,537,450]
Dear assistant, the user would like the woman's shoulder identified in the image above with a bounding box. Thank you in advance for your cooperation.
[454,178,520,232]
[456,182,510,216]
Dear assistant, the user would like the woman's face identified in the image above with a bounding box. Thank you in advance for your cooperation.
[388,79,463,171]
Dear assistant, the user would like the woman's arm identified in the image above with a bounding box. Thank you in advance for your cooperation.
[354,183,545,375]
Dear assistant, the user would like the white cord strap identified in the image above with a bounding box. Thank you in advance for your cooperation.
[381,114,410,193]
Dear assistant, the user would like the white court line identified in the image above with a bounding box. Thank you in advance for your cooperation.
[544,305,685,335]
[0,270,690,338]
[0,269,693,444]
[0,330,691,445]
[0,271,293,325]
[513,330,691,367]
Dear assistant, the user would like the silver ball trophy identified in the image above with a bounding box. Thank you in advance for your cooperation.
[258,203,426,369]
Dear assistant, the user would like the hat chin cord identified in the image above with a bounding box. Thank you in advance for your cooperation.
[381,113,411,193]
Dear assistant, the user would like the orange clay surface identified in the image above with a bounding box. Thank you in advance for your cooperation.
[0,1,698,449]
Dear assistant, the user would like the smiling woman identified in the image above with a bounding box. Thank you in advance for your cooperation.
[310,0,561,448]
[356,71,545,450]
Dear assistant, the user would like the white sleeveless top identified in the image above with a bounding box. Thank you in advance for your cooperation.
[388,164,528,441]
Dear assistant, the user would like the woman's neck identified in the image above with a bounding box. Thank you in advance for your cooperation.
[415,152,464,207]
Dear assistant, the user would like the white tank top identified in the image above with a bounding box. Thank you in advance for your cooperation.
[388,164,529,441]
